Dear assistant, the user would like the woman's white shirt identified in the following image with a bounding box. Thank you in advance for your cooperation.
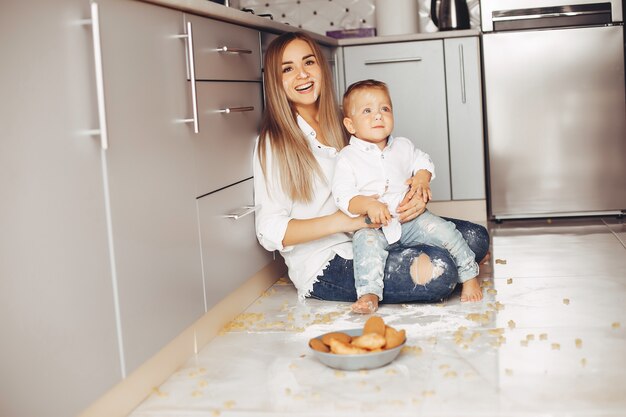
[253,115,353,299]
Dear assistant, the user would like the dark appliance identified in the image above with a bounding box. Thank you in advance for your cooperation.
[430,0,470,30]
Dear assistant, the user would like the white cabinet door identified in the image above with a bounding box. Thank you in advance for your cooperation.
[197,179,273,311]
[98,0,204,373]
[444,37,485,200]
[343,41,451,200]
[0,1,121,416]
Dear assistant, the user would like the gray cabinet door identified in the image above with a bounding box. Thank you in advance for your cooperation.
[197,179,273,311]
[444,37,485,200]
[0,1,121,416]
[185,14,261,81]
[193,82,263,196]
[343,41,451,200]
[97,0,204,373]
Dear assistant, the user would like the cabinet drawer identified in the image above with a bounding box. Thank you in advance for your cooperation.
[185,14,261,81]
[197,179,272,311]
[193,81,262,196]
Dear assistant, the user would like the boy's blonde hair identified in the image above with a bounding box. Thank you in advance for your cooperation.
[342,79,392,117]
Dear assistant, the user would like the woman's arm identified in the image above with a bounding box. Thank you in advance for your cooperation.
[283,211,372,247]
[254,138,375,251]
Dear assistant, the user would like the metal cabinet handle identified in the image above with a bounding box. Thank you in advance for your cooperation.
[225,205,258,220]
[218,106,255,114]
[459,44,467,104]
[365,57,422,65]
[84,2,109,150]
[216,46,252,54]
[175,22,199,133]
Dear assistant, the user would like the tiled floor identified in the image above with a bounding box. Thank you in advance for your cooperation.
[130,217,626,416]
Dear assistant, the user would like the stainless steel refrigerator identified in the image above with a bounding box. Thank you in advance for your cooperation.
[481,0,626,220]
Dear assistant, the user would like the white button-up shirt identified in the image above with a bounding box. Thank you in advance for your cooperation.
[253,115,353,299]
[332,135,435,243]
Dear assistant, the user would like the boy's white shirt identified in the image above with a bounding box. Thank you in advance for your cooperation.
[332,135,436,244]
[253,115,353,300]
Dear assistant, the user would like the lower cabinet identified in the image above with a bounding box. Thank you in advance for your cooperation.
[342,36,486,201]
[97,0,204,373]
[193,82,263,197]
[343,40,452,200]
[444,37,485,200]
[197,179,273,311]
[0,2,122,417]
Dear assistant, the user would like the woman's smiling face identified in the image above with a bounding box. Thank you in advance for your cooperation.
[281,39,322,111]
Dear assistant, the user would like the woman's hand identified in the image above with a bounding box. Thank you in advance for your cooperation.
[331,210,381,233]
[396,191,427,223]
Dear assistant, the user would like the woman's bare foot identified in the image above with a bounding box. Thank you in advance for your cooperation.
[460,278,483,302]
[351,294,379,314]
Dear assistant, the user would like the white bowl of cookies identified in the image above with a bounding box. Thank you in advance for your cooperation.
[308,316,406,371]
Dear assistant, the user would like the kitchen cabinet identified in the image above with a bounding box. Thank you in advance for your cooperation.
[343,40,452,200]
[193,82,263,197]
[185,14,262,82]
[198,179,272,310]
[192,16,273,306]
[97,0,204,373]
[0,1,121,417]
[444,37,485,200]
[342,36,486,201]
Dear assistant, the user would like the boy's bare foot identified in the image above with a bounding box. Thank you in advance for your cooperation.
[460,278,483,303]
[351,294,379,314]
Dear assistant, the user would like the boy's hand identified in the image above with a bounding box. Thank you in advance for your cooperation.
[400,170,432,209]
[406,174,432,203]
[366,200,392,226]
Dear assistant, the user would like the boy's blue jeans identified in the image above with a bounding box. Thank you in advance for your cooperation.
[353,210,479,300]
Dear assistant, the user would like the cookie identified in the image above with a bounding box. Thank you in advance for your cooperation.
[329,338,368,355]
[351,332,386,350]
[309,338,330,353]
[321,332,352,346]
[384,326,406,349]
[363,316,386,336]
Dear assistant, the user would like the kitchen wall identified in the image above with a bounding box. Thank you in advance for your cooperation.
[239,0,480,35]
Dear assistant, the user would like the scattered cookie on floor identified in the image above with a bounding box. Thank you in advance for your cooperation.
[539,333,548,341]
[563,298,570,305]
[508,320,516,329]
[507,278,513,284]
[495,259,507,264]
[612,322,621,329]
[575,338,583,348]
[551,343,560,350]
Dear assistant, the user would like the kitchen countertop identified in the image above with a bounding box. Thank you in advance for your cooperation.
[141,0,480,46]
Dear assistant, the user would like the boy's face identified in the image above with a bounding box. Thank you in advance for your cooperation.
[343,88,394,150]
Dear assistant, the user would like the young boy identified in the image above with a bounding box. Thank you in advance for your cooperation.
[332,79,481,314]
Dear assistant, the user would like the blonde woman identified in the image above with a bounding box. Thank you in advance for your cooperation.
[253,32,489,304]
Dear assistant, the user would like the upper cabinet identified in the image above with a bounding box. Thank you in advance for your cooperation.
[342,36,485,201]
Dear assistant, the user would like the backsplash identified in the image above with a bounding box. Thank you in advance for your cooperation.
[238,0,480,35]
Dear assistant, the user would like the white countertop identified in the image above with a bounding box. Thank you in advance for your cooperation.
[141,0,480,46]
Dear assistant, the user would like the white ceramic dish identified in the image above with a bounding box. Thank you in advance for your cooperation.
[309,328,406,371]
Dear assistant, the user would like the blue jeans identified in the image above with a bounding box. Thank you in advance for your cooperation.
[352,210,479,300]
[309,217,489,304]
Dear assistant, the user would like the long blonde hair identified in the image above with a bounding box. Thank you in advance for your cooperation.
[258,32,347,203]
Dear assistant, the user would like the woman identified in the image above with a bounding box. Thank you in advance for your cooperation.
[253,31,489,304]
